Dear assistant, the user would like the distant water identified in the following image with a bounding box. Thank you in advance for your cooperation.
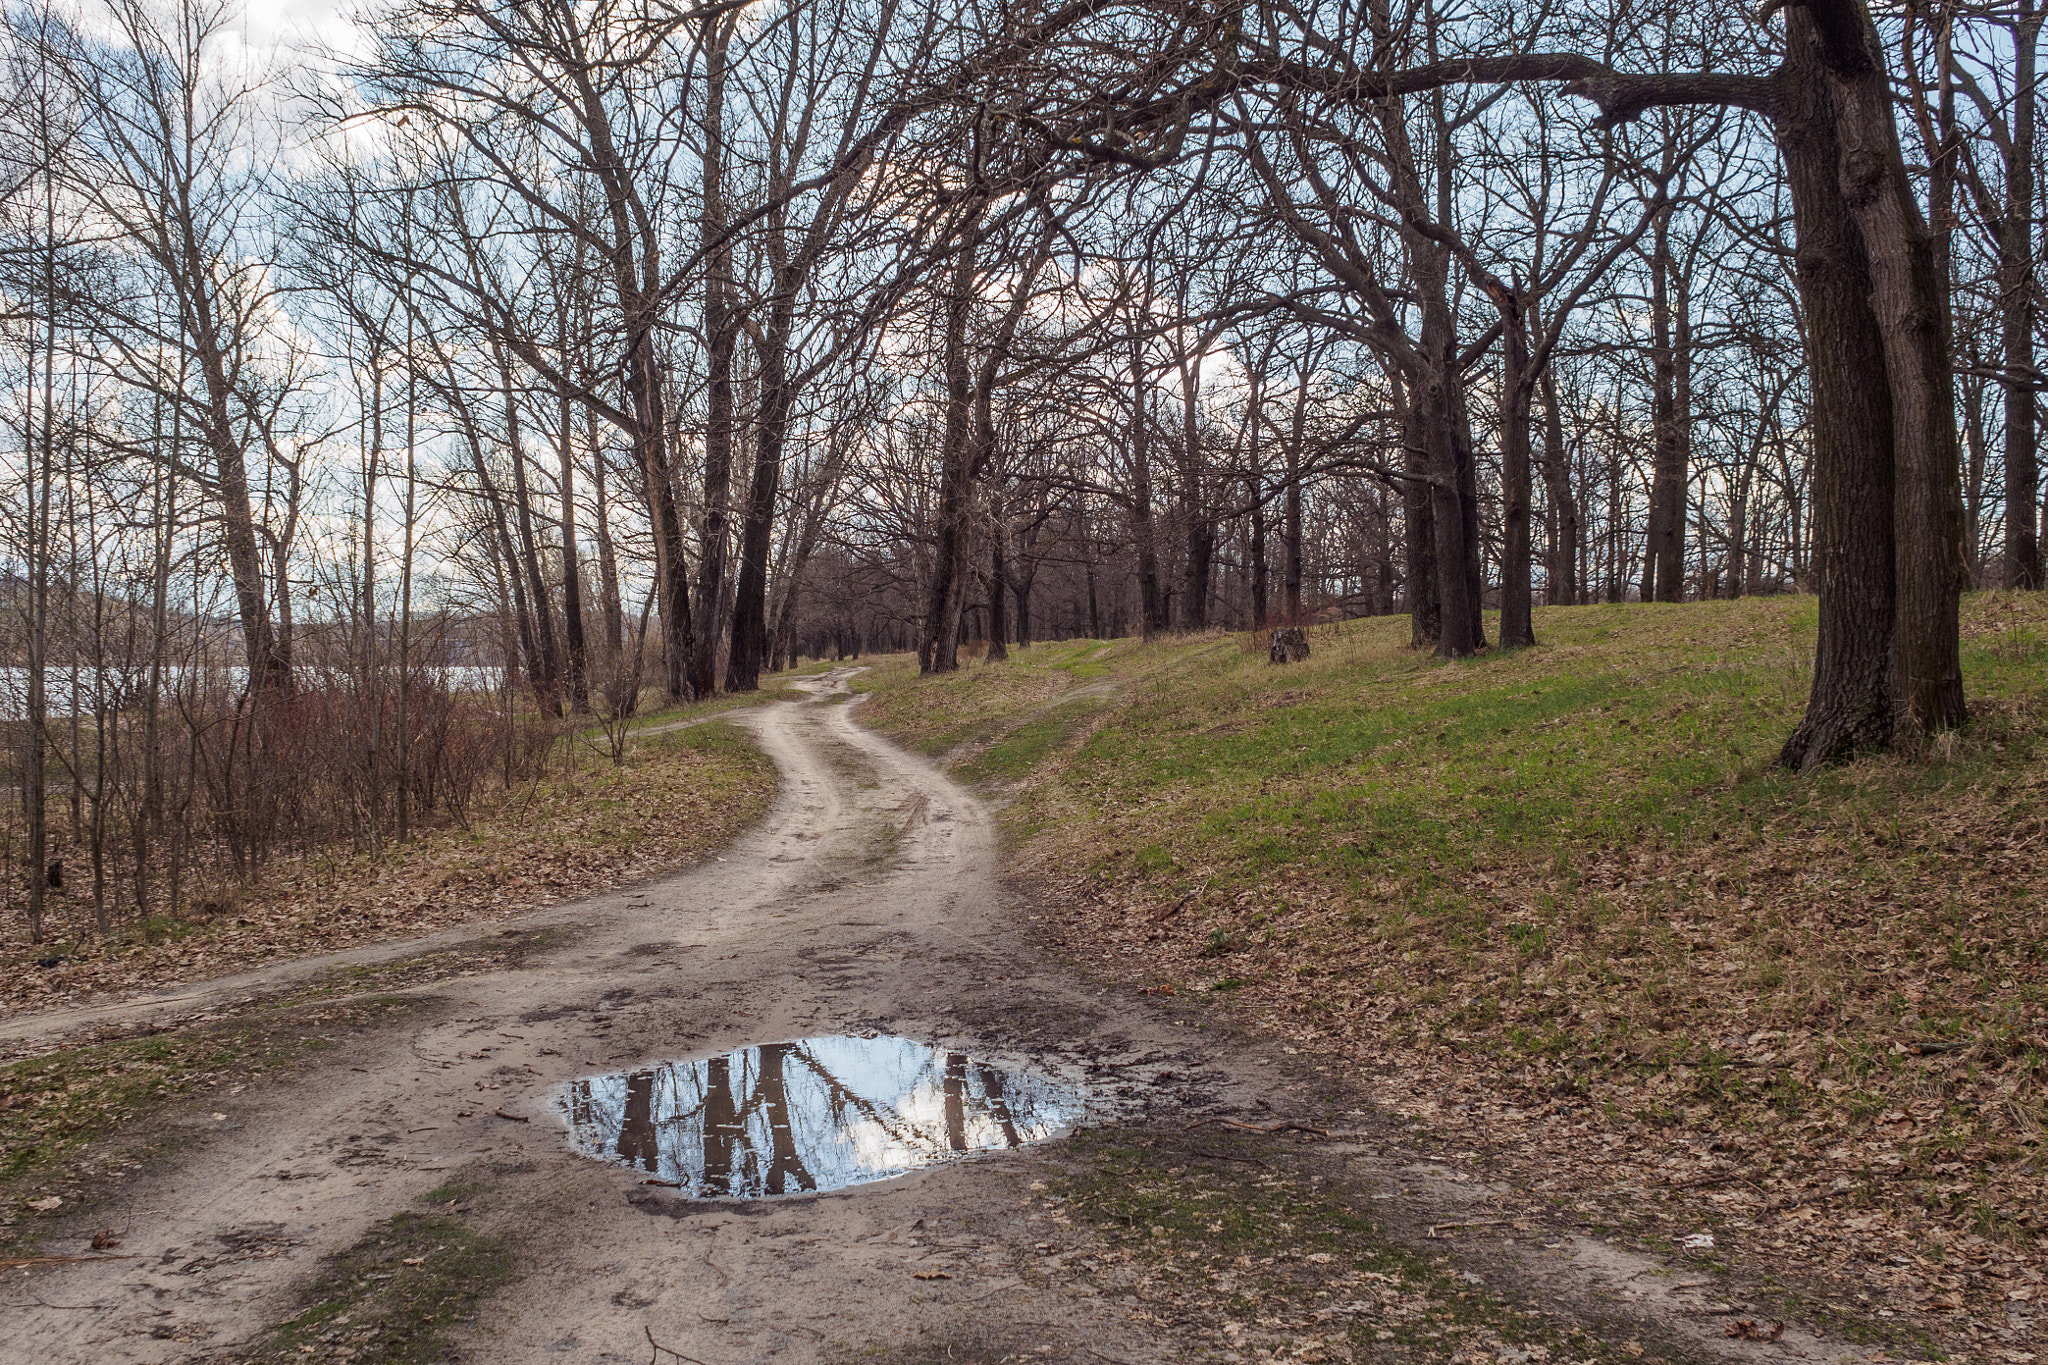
[0,665,506,721]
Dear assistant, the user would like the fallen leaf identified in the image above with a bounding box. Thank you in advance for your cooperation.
[28,1196,61,1212]
[1724,1320,1785,1342]
[91,1228,121,1250]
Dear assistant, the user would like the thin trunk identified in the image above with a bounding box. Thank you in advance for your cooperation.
[1539,363,1579,604]
[987,517,1010,661]
[1498,297,1537,647]
[921,215,980,673]
[1647,205,1686,603]
[556,362,590,712]
[689,12,738,697]
[2004,0,2042,588]
[589,416,625,655]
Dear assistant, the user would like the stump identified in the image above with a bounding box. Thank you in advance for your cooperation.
[1268,627,1310,664]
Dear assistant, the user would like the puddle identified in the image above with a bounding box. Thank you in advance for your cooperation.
[562,1035,1083,1198]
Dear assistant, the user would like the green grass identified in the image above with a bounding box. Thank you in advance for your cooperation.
[1,996,424,1243]
[238,1182,514,1365]
[1054,1129,1672,1363]
[848,592,2048,1332]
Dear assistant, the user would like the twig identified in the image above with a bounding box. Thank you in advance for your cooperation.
[1087,1349,1143,1364]
[1427,1219,1509,1238]
[0,1254,136,1271]
[645,1325,715,1365]
[0,1291,109,1310]
[492,1108,529,1123]
[1187,1147,1269,1166]
[701,1245,731,1286]
[1182,1117,1330,1138]
[961,1278,1028,1303]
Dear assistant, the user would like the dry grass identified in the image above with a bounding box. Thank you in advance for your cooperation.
[2,715,776,1019]
[854,593,2048,1357]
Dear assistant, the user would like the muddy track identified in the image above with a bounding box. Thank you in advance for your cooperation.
[2,675,1861,1365]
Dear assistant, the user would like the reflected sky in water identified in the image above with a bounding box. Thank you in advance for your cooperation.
[561,1036,1084,1198]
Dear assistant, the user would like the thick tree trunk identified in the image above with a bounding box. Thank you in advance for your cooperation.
[1421,365,1484,657]
[727,278,798,692]
[1814,0,1968,733]
[1775,6,1903,769]
[1400,399,1441,648]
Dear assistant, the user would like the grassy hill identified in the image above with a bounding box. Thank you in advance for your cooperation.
[850,591,2048,1350]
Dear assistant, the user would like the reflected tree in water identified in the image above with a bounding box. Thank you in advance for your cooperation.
[564,1037,1080,1198]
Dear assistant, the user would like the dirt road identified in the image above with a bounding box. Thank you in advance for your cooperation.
[1,675,1859,1364]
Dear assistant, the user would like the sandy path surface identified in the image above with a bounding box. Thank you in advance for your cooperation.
[2,673,1215,1363]
[1,674,1863,1365]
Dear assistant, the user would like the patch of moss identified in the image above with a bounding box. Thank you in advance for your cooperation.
[1056,1129,1683,1363]
[242,1192,513,1365]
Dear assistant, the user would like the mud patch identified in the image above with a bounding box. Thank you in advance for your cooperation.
[562,1035,1081,1198]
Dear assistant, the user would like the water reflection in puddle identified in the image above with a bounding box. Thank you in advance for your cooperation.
[562,1036,1083,1198]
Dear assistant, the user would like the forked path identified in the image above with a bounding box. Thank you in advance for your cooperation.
[4,673,1212,1363]
[4,675,1859,1365]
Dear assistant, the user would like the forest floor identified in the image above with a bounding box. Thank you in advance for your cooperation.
[849,591,2048,1363]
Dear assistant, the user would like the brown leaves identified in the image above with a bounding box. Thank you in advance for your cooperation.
[1723,1319,1785,1342]
[1,724,773,1020]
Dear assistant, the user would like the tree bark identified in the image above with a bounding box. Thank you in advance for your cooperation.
[1496,292,1537,647]
[689,11,738,698]
[1775,5,1903,769]
[1539,362,1579,604]
[2004,0,2042,588]
[921,217,980,673]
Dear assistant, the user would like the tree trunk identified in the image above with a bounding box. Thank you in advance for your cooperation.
[921,218,979,674]
[2004,0,2042,589]
[1127,339,1166,635]
[588,416,625,657]
[1775,5,1904,769]
[1497,292,1537,647]
[1814,0,1968,733]
[1401,398,1441,648]
[1646,204,1686,603]
[689,11,737,698]
[1539,362,1580,604]
[987,517,1010,661]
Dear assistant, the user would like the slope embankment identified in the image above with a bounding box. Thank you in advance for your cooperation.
[851,593,2048,1359]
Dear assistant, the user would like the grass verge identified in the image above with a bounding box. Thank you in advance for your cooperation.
[0,994,426,1254]
[1051,1128,1677,1363]
[849,592,2048,1355]
[232,1180,514,1365]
